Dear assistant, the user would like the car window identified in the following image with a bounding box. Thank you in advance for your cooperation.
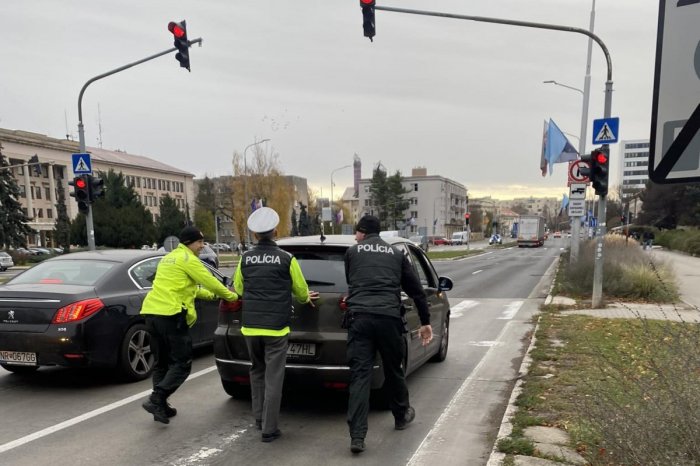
[280,247,348,292]
[405,245,436,288]
[9,260,117,286]
[129,257,162,289]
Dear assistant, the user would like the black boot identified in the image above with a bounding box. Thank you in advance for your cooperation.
[142,391,170,424]
[164,400,177,418]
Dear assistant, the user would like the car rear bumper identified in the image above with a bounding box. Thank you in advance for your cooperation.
[215,356,384,389]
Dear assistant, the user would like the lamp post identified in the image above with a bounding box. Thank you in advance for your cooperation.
[243,138,270,245]
[330,164,352,234]
[432,197,442,235]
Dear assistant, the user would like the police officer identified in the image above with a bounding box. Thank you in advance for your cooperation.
[233,207,319,442]
[344,215,432,454]
[141,226,238,424]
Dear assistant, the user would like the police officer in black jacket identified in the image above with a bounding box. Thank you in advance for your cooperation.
[344,215,433,454]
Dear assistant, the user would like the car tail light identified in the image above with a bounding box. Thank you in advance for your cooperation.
[52,298,105,323]
[232,375,250,384]
[324,382,348,390]
[339,295,348,312]
[219,299,242,313]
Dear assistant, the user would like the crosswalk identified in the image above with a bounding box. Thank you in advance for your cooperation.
[448,299,524,320]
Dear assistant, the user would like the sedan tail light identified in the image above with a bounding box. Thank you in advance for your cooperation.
[52,298,105,323]
[219,299,242,313]
[339,295,348,312]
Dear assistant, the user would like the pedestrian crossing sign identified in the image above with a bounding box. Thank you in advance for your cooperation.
[72,153,92,175]
[592,117,619,144]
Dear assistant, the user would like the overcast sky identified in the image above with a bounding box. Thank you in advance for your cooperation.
[1,1,659,200]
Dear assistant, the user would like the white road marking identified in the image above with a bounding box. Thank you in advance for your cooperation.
[0,365,219,454]
[407,321,514,465]
[449,300,479,319]
[472,269,483,275]
[172,428,248,466]
[468,341,501,347]
[498,301,524,320]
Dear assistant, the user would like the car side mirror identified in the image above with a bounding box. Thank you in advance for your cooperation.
[437,276,453,292]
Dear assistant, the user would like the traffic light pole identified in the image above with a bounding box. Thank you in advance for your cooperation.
[370,5,613,308]
[76,38,202,250]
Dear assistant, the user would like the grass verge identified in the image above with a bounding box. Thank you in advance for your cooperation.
[426,249,484,260]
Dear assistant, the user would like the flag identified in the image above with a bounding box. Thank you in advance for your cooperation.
[433,218,438,226]
[559,194,569,215]
[539,120,548,177]
[251,198,258,212]
[336,209,343,224]
[545,119,579,175]
[409,217,416,226]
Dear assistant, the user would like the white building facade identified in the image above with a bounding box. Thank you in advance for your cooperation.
[618,139,650,199]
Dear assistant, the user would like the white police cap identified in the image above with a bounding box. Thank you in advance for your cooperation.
[247,207,280,233]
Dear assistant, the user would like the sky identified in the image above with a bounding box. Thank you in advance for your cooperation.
[0,1,660,200]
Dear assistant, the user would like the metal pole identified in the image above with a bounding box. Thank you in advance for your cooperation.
[242,139,270,245]
[76,38,202,250]
[330,164,351,234]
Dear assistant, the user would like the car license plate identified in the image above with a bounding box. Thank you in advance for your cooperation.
[287,343,315,357]
[0,351,37,366]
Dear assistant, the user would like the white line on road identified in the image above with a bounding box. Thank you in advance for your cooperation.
[0,365,218,454]
[498,301,524,320]
[449,300,479,319]
[472,269,483,275]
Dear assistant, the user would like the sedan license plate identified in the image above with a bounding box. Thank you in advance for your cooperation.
[287,343,315,357]
[0,351,37,366]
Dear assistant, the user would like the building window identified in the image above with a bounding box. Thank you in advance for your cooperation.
[45,187,51,199]
[47,209,53,219]
[19,185,26,198]
[413,183,418,191]
[37,209,44,218]
[35,186,41,199]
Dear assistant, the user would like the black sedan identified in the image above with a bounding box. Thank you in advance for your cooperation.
[0,250,227,381]
[214,235,453,399]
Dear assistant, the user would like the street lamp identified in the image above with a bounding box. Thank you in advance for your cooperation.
[330,164,352,234]
[243,138,270,245]
[432,197,443,235]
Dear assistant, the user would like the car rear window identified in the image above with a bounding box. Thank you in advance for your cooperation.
[280,246,348,292]
[9,260,118,286]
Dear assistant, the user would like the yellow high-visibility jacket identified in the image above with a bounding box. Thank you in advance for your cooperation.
[141,244,237,326]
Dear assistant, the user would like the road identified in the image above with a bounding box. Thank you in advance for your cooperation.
[0,240,564,465]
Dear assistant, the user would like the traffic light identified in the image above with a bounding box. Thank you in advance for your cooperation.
[216,216,222,230]
[464,212,470,226]
[590,146,610,196]
[89,176,105,202]
[360,0,375,42]
[168,20,190,71]
[69,176,90,215]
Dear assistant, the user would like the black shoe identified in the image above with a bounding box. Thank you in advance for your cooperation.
[261,429,282,443]
[165,401,177,418]
[350,438,365,453]
[395,406,415,430]
[255,419,262,430]
[142,395,170,424]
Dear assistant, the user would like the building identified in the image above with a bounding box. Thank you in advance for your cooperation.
[1,128,196,247]
[348,165,468,238]
[618,139,650,199]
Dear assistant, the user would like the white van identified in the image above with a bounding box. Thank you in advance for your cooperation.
[451,231,469,245]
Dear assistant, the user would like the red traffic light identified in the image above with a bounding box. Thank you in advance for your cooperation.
[168,22,186,39]
[75,178,87,189]
[593,151,608,164]
[464,213,470,219]
[360,0,375,4]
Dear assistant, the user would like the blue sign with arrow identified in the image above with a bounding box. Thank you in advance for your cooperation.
[72,153,92,175]
[592,117,620,144]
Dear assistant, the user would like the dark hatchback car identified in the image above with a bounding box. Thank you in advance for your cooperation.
[0,250,227,380]
[214,235,453,398]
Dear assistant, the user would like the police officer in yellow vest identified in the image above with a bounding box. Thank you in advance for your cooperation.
[234,207,319,442]
[141,226,238,424]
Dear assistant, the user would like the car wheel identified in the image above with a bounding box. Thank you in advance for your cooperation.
[430,316,449,362]
[1,364,39,374]
[221,379,251,399]
[118,323,155,382]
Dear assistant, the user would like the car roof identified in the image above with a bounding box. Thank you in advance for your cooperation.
[47,249,165,262]
[276,234,413,248]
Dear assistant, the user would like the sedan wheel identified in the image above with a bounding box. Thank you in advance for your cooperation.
[430,317,449,362]
[119,323,154,381]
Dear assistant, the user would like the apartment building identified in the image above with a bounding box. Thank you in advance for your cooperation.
[618,139,650,199]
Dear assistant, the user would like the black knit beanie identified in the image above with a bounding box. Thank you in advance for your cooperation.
[179,226,204,245]
[356,215,381,234]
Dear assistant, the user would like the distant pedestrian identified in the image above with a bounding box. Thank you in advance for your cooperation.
[642,230,655,250]
[140,226,238,424]
[343,215,432,454]
[233,207,319,442]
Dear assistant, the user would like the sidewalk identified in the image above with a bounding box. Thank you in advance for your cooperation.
[487,247,700,466]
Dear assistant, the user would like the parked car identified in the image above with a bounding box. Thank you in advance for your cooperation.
[211,243,231,252]
[0,252,14,272]
[451,231,469,245]
[426,235,449,246]
[489,234,503,245]
[214,234,454,399]
[553,231,562,238]
[0,250,228,380]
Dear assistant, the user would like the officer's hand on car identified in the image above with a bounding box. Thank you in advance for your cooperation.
[419,325,433,346]
[307,290,320,308]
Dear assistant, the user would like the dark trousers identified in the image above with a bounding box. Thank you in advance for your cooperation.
[146,314,193,398]
[245,334,289,435]
[346,314,409,440]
